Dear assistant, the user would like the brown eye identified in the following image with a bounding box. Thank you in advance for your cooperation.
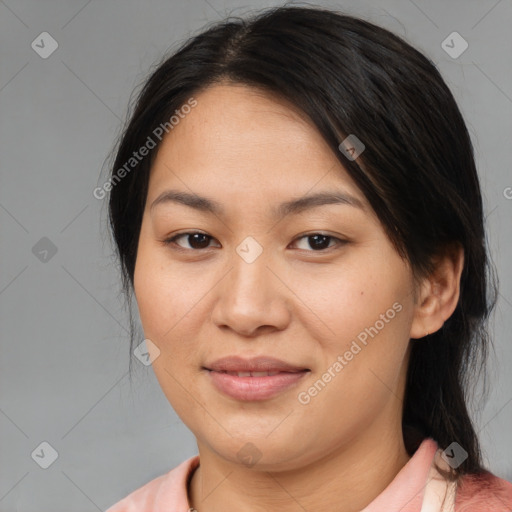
[163,232,217,250]
[292,233,345,251]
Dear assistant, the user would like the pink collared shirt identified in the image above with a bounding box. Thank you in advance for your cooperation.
[106,438,512,511]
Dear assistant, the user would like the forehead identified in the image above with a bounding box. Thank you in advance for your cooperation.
[147,84,366,208]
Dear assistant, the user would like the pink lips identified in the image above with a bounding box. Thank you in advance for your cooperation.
[204,355,310,401]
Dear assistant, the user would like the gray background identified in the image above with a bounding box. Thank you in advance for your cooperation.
[0,0,511,510]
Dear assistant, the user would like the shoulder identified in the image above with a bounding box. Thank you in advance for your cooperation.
[105,455,200,512]
[455,471,512,511]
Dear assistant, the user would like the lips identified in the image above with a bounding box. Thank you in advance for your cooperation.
[204,355,309,373]
[203,355,310,401]
[221,370,282,377]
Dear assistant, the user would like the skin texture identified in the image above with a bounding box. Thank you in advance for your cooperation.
[133,84,464,512]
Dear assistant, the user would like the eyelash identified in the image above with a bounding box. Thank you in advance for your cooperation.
[161,231,347,253]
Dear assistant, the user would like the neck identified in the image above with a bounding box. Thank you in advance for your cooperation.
[188,425,410,512]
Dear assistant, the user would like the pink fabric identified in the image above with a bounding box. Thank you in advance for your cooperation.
[455,471,512,511]
[105,455,199,512]
[105,438,512,511]
[362,438,437,511]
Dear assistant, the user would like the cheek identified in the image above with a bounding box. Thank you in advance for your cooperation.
[320,258,412,391]
[289,246,412,352]
[133,241,206,412]
[293,269,412,444]
[134,238,203,341]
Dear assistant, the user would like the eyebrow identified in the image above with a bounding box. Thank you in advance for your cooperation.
[150,189,365,218]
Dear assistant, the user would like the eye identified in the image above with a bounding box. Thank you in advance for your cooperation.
[162,231,219,250]
[291,233,345,251]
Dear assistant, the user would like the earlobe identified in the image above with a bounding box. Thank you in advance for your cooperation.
[409,244,464,340]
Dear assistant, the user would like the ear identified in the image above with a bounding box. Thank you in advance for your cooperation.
[409,243,464,339]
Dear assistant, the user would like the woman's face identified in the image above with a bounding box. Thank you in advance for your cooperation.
[134,84,420,470]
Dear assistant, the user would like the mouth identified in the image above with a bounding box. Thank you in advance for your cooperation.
[203,367,310,401]
[204,355,310,373]
[208,369,307,377]
[202,355,311,401]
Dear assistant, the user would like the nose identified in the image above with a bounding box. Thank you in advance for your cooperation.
[210,250,292,337]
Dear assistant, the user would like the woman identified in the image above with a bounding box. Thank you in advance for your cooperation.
[105,6,512,511]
